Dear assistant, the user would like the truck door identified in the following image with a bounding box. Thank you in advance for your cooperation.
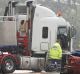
[31,18,57,52]
[57,26,69,50]
[40,26,50,51]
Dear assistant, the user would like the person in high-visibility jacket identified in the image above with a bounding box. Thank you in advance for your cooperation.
[48,40,62,70]
[48,40,62,60]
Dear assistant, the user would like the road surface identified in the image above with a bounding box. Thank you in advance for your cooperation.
[12,70,60,74]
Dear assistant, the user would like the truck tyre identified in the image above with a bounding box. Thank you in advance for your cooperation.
[1,57,16,73]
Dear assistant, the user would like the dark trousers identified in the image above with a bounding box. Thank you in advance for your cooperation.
[49,59,61,64]
[61,54,67,72]
[48,59,61,69]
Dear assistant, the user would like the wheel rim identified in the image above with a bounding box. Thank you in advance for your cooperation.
[5,59,14,71]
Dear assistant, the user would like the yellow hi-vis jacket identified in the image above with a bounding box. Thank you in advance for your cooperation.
[48,42,62,60]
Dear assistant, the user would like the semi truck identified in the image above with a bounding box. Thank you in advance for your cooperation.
[0,0,75,73]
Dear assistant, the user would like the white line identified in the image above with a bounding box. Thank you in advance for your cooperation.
[13,70,32,73]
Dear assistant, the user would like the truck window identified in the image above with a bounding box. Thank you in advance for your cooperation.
[15,6,26,15]
[42,27,48,38]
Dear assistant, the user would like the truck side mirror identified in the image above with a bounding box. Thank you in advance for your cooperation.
[71,26,76,38]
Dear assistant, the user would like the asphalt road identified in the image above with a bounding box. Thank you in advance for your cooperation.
[12,70,60,74]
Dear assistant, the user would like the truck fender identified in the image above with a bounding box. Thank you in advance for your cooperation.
[0,54,20,67]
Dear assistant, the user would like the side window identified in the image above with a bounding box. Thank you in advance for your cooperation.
[58,26,67,35]
[42,27,48,38]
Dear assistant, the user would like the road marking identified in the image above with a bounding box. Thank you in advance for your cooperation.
[13,70,59,74]
[13,70,32,73]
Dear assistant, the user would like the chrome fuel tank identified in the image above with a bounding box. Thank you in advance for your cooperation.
[20,56,45,70]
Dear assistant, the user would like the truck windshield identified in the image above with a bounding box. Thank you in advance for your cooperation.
[15,6,26,15]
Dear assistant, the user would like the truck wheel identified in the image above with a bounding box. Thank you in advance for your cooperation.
[1,57,15,73]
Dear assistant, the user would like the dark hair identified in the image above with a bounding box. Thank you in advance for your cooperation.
[21,20,24,25]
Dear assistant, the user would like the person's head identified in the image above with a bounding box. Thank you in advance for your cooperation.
[21,20,24,25]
